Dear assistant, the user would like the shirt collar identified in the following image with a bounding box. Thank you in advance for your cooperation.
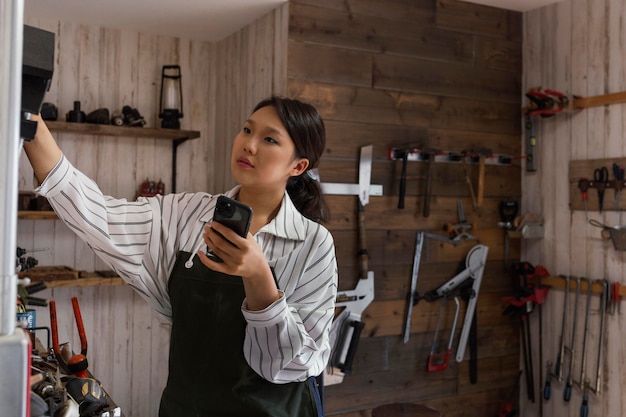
[200,185,308,241]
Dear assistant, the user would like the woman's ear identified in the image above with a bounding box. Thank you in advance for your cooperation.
[290,158,310,177]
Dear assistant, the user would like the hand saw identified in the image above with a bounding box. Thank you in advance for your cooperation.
[325,145,375,385]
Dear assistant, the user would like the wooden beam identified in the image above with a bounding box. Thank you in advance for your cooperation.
[539,275,625,296]
[573,91,626,109]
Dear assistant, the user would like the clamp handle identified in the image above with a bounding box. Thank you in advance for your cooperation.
[337,320,365,375]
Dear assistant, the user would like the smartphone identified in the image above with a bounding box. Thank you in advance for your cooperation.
[207,196,253,262]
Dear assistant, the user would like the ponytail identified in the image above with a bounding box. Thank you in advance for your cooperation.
[287,172,329,223]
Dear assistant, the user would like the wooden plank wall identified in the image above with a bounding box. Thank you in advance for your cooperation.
[523,0,626,416]
[287,0,523,415]
[18,7,286,416]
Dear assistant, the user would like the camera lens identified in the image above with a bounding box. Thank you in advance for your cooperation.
[217,200,235,218]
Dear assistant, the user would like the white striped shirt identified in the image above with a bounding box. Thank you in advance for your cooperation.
[36,155,338,383]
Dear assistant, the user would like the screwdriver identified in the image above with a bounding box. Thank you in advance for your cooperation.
[543,361,552,400]
[580,379,590,417]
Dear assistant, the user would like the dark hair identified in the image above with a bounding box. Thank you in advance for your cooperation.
[253,96,329,223]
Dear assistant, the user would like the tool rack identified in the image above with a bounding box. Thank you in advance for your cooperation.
[534,273,616,417]
[388,147,514,165]
[539,275,626,296]
[569,158,626,211]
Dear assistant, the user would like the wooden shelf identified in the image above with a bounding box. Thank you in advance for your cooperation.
[45,120,200,192]
[43,276,125,288]
[19,267,125,288]
[46,120,200,141]
[18,210,57,220]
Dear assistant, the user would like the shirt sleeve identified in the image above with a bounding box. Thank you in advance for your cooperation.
[35,155,173,317]
[241,223,338,384]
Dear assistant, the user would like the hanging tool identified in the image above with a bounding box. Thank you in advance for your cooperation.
[403,231,425,343]
[578,178,590,219]
[563,277,581,402]
[593,166,608,212]
[589,279,608,395]
[498,200,519,269]
[504,262,537,402]
[461,158,478,210]
[524,115,537,172]
[49,296,89,376]
[574,278,593,391]
[427,200,475,246]
[320,146,382,199]
[423,150,436,217]
[497,370,523,417]
[543,361,552,400]
[427,296,460,372]
[610,281,621,314]
[612,162,624,208]
[580,379,590,417]
[524,88,570,117]
[546,275,570,396]
[326,145,375,385]
[423,244,489,363]
[461,148,492,208]
[403,220,475,344]
[389,148,410,209]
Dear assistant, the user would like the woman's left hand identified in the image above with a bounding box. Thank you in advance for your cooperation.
[197,222,280,310]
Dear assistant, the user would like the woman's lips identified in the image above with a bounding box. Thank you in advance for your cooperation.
[236,157,253,168]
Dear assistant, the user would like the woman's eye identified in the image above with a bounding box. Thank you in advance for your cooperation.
[264,136,278,144]
[243,127,251,134]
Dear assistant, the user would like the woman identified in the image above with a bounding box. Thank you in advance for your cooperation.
[24,97,338,416]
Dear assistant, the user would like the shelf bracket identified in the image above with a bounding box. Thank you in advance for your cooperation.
[172,137,190,193]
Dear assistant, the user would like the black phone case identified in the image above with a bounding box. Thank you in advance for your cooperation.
[213,196,252,237]
[207,196,253,262]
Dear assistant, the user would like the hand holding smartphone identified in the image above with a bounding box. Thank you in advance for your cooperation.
[207,196,253,262]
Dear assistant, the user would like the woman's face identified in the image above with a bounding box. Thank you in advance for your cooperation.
[231,105,309,192]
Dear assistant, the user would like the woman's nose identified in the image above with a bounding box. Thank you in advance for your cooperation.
[242,136,257,153]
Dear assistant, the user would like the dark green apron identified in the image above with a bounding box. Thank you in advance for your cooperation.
[159,251,323,417]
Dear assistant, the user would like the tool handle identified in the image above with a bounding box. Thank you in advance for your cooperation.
[398,153,408,209]
[357,203,368,276]
[477,156,485,207]
[423,156,434,217]
[580,397,588,417]
[543,362,552,400]
[71,297,88,355]
[49,300,60,355]
[339,320,365,375]
[564,382,572,402]
[427,349,450,372]
[543,377,551,400]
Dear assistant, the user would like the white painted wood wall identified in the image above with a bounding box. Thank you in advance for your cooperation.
[18,6,287,416]
[523,0,625,415]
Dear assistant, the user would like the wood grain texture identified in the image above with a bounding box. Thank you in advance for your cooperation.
[20,6,287,416]
[20,1,525,415]
[289,0,523,415]
[523,0,626,416]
